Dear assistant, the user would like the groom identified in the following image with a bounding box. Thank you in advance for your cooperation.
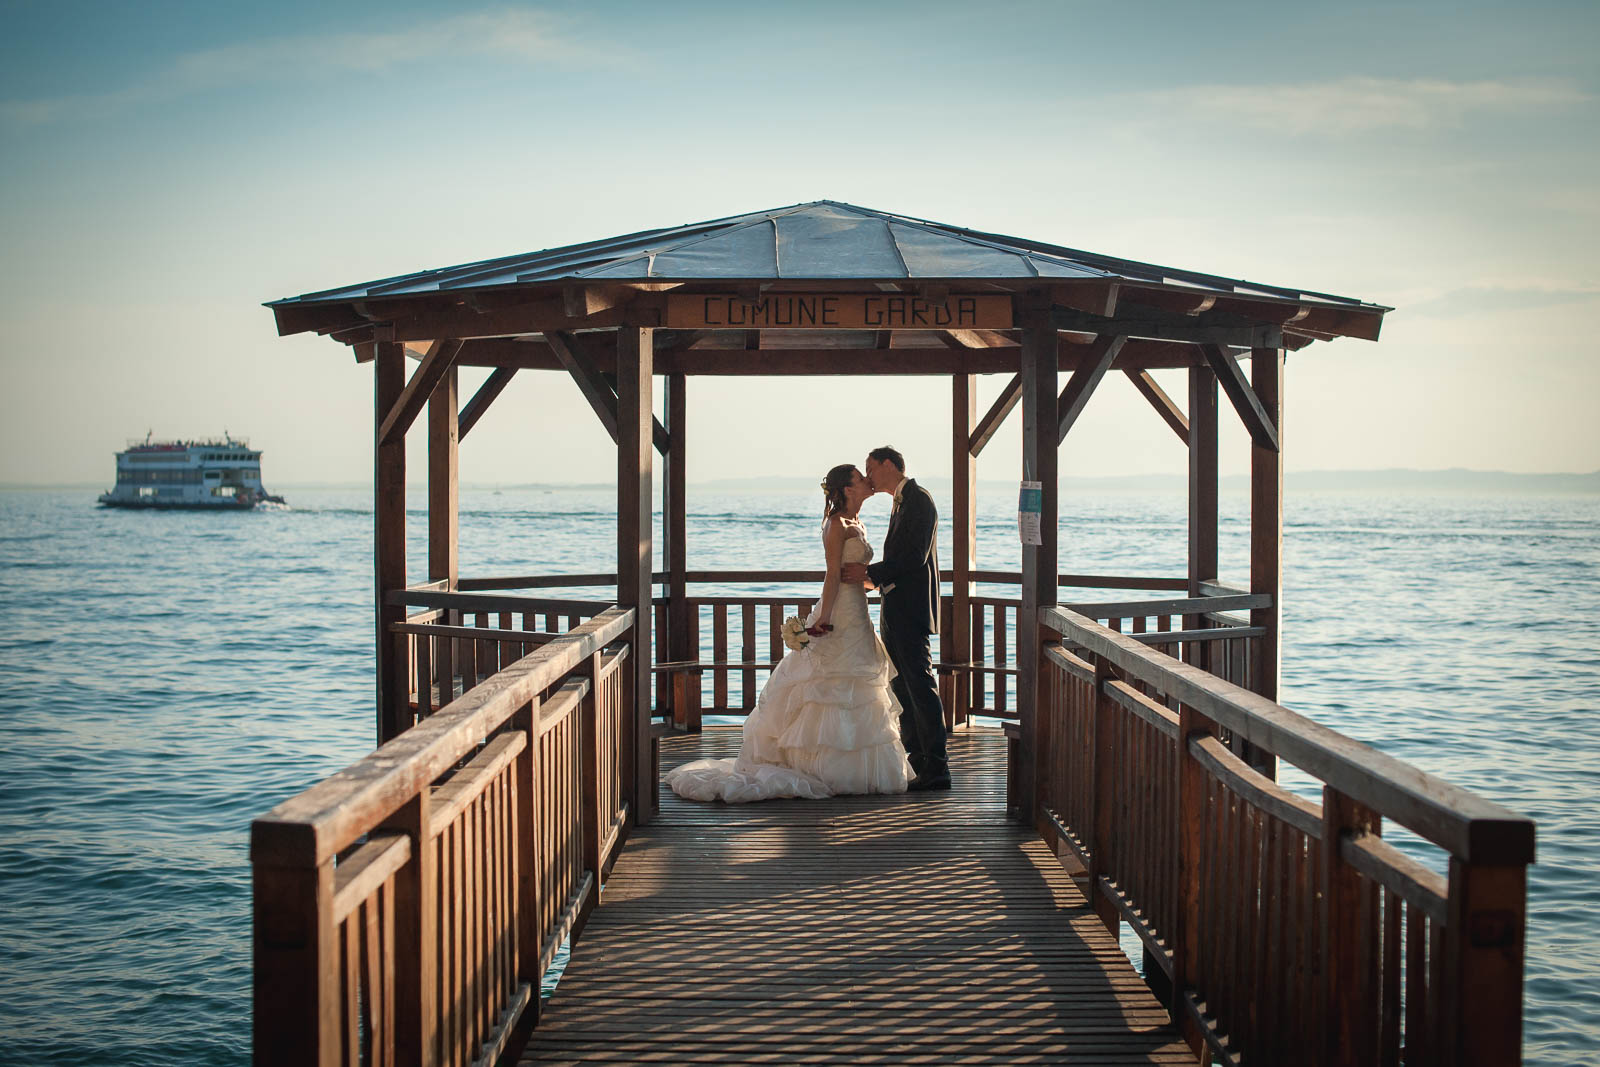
[842,446,950,791]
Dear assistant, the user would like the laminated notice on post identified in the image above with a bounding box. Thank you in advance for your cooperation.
[1018,480,1043,546]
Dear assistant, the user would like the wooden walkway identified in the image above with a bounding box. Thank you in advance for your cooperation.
[522,728,1191,1064]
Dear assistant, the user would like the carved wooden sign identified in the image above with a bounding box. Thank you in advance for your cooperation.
[665,293,1012,330]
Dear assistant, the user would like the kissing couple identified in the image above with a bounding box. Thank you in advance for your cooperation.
[666,446,951,803]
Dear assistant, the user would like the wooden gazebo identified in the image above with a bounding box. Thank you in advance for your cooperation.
[255,203,1534,1066]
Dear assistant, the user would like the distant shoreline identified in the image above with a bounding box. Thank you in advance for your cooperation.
[7,468,1598,494]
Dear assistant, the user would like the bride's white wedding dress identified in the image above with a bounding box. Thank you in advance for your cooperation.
[665,527,912,803]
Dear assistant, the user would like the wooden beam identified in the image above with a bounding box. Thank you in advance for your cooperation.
[428,366,459,588]
[1188,366,1219,597]
[948,374,978,729]
[616,327,654,824]
[378,338,463,447]
[1053,304,1277,347]
[1125,369,1189,445]
[375,342,408,744]
[547,331,670,454]
[546,330,620,443]
[1199,343,1279,452]
[447,336,1210,374]
[969,373,1022,458]
[1016,304,1058,828]
[665,375,689,670]
[1249,344,1283,780]
[457,367,517,441]
[562,284,634,320]
[1051,280,1120,318]
[359,297,659,343]
[1057,335,1127,444]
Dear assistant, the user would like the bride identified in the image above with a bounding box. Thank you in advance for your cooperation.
[664,464,913,803]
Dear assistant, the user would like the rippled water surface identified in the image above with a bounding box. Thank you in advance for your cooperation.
[1,486,1595,1064]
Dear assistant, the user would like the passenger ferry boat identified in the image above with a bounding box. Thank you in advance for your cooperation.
[98,434,285,509]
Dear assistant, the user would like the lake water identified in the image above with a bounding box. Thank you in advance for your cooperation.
[1,486,1596,1064]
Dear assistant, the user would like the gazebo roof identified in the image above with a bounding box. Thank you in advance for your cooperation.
[270,200,1384,316]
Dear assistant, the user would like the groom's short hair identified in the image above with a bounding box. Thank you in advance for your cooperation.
[867,446,905,472]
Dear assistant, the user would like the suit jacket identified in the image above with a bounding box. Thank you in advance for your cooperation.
[867,478,939,635]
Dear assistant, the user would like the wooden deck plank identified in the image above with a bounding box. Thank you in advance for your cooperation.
[522,728,1188,1064]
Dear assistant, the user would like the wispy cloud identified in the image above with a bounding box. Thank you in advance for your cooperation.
[1130,76,1590,135]
[2,8,593,126]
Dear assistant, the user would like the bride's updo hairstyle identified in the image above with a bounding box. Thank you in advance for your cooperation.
[820,464,858,519]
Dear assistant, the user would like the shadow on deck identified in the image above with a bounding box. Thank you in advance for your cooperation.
[522,728,1190,1064]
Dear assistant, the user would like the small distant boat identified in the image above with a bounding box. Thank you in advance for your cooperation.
[98,433,286,510]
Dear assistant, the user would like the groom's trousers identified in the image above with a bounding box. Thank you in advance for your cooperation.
[882,623,948,778]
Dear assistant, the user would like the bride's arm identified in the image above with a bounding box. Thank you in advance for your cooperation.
[814,518,847,630]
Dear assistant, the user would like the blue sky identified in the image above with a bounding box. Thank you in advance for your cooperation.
[2,1,1596,485]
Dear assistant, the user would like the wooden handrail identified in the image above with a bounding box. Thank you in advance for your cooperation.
[254,606,633,867]
[1032,604,1534,1065]
[252,604,636,1067]
[451,569,1192,592]
[1041,604,1533,865]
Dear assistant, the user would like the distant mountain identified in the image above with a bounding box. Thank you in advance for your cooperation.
[691,469,1600,494]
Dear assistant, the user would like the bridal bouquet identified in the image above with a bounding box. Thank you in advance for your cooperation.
[780,616,811,651]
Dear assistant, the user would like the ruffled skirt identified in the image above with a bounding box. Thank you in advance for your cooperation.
[665,602,912,803]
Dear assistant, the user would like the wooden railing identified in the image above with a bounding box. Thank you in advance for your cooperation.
[394,571,1257,733]
[1033,605,1534,1066]
[252,607,635,1067]
[391,586,611,721]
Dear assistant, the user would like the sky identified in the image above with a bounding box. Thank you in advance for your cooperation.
[1,0,1596,487]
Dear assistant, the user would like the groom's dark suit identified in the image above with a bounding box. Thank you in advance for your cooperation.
[866,478,948,780]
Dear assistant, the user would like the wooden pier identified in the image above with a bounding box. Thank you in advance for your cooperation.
[525,729,1190,1064]
[256,202,1534,1064]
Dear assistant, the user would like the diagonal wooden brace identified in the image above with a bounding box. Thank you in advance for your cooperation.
[458,366,517,441]
[969,372,1021,458]
[378,338,463,447]
[1058,335,1127,444]
[1125,369,1189,445]
[1199,343,1279,452]
[547,330,671,454]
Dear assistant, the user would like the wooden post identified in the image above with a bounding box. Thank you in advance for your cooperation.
[1016,304,1057,826]
[1249,346,1283,779]
[379,793,437,1067]
[1173,703,1215,1056]
[1322,787,1381,1066]
[1187,363,1218,652]
[617,326,655,824]
[577,652,604,936]
[428,367,459,714]
[428,366,458,587]
[376,340,408,744]
[948,373,978,729]
[665,373,689,691]
[1089,657,1120,936]
[512,699,542,1031]
[1445,860,1528,1066]
[252,856,338,1065]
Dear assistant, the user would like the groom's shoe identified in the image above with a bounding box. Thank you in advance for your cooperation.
[908,773,952,792]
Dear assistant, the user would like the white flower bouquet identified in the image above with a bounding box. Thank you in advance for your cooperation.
[780,615,811,651]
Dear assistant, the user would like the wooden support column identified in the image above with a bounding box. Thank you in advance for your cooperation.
[375,340,408,744]
[1016,304,1058,826]
[429,367,458,586]
[617,326,655,824]
[1246,345,1282,779]
[1187,364,1218,674]
[665,373,690,693]
[947,373,977,729]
